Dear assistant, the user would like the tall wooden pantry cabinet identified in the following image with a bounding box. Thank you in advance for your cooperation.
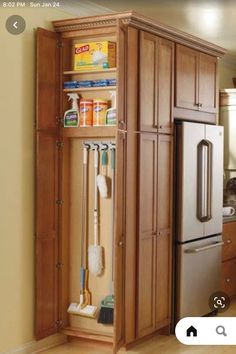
[35,12,225,352]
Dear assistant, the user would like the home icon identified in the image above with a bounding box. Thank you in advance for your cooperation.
[186,326,197,337]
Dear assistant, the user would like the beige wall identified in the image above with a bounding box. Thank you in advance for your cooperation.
[219,60,236,89]
[0,7,72,353]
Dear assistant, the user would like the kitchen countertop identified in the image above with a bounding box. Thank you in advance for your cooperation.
[223,215,236,223]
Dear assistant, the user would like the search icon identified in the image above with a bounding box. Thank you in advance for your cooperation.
[216,325,227,336]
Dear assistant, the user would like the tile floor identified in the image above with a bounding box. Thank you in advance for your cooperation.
[40,300,236,354]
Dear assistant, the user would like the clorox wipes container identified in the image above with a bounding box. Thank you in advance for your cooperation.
[93,99,108,126]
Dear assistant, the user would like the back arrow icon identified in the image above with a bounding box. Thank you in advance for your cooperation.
[13,21,18,29]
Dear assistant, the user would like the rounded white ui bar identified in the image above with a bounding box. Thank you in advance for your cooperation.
[176,317,236,345]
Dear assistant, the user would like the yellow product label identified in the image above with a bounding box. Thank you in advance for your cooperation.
[74,41,116,71]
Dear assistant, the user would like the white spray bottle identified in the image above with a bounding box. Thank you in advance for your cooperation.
[106,91,116,126]
[64,93,80,127]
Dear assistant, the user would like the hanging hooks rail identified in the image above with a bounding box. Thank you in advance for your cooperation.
[83,141,116,151]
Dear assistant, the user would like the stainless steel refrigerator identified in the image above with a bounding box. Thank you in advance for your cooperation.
[175,121,224,322]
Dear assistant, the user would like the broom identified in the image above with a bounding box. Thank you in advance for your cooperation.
[98,147,115,324]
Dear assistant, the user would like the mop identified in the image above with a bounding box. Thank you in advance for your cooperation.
[98,147,115,324]
[88,146,104,276]
[68,145,97,318]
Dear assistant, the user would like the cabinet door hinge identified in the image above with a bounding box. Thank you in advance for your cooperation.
[56,141,64,148]
[56,262,63,269]
[55,319,63,328]
[56,117,63,126]
[56,41,63,48]
[56,199,64,206]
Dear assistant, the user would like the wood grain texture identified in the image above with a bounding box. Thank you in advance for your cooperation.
[222,222,236,262]
[175,44,199,111]
[124,27,139,345]
[113,131,126,353]
[222,259,236,297]
[157,39,174,134]
[156,135,173,328]
[36,28,60,130]
[52,12,226,58]
[198,53,217,114]
[137,134,157,338]
[35,132,59,339]
[139,31,157,132]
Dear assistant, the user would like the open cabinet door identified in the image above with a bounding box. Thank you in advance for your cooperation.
[113,131,126,353]
[35,28,60,340]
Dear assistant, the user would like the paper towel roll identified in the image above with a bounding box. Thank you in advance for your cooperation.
[223,206,235,216]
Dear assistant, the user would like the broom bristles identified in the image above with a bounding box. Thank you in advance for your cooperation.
[98,307,114,324]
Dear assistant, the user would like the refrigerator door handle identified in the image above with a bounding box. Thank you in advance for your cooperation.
[184,241,224,253]
[197,140,213,222]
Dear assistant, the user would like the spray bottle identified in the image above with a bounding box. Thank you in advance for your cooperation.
[105,92,116,126]
[64,93,80,127]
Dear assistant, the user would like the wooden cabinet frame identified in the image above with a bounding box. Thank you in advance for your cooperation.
[35,11,225,352]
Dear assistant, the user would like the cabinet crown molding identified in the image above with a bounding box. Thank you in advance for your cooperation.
[52,11,226,57]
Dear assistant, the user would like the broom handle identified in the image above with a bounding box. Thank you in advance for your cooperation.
[110,148,115,293]
[94,148,99,247]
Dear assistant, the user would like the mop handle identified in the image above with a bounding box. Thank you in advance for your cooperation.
[94,148,99,247]
[81,145,89,267]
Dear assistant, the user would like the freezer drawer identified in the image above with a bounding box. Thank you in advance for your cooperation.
[176,235,223,321]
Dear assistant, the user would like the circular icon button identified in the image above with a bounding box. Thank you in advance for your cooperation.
[209,291,230,313]
[6,15,26,35]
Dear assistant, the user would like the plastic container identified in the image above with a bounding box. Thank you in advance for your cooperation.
[93,99,108,126]
[76,80,93,88]
[107,78,117,86]
[92,79,108,87]
[80,99,93,126]
[63,81,77,89]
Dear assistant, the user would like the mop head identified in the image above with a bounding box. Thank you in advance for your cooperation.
[97,174,108,198]
[97,295,114,324]
[88,245,103,276]
[68,302,97,318]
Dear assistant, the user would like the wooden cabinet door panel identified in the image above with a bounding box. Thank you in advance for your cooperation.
[176,44,198,110]
[199,53,217,113]
[156,135,173,327]
[139,31,157,132]
[222,259,236,297]
[138,134,157,337]
[114,131,126,352]
[158,39,174,134]
[36,28,60,130]
[36,132,59,339]
[222,222,236,262]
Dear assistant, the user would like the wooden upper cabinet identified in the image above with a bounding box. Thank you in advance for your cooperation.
[198,53,217,113]
[36,28,60,130]
[175,44,218,117]
[158,39,174,134]
[175,45,199,110]
[139,31,174,133]
[140,32,157,132]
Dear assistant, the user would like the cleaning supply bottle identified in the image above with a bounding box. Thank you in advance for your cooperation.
[106,92,116,126]
[64,93,80,127]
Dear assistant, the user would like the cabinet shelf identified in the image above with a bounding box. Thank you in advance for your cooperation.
[64,68,117,75]
[61,126,116,138]
[61,326,113,344]
[63,86,116,93]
